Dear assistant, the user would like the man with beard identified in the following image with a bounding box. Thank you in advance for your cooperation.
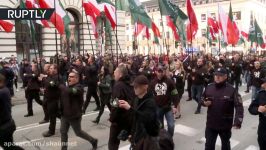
[201,68,244,150]
[150,65,178,137]
[191,58,207,114]
[108,64,135,150]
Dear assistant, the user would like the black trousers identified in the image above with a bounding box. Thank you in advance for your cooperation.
[42,98,49,121]
[258,134,266,150]
[60,116,96,150]
[108,123,122,150]
[0,121,24,150]
[83,86,100,112]
[96,93,111,121]
[25,90,42,115]
[187,77,192,99]
[47,101,59,134]
[205,127,231,150]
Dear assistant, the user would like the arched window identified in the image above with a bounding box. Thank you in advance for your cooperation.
[15,20,42,61]
[61,9,80,57]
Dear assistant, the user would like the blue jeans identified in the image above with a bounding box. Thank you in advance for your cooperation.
[157,107,175,137]
[251,86,261,101]
[191,84,204,111]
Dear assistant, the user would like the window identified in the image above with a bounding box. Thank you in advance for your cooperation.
[211,13,216,20]
[201,14,206,22]
[166,31,170,39]
[202,29,207,37]
[232,11,241,20]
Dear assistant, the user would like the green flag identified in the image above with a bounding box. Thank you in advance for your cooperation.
[206,26,212,46]
[128,0,152,28]
[115,0,129,11]
[158,0,188,47]
[20,0,35,38]
[105,19,113,45]
[158,0,188,22]
[97,0,115,6]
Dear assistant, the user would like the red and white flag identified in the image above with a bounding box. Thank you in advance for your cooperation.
[186,0,198,41]
[0,20,14,32]
[83,0,102,38]
[218,3,239,45]
[166,16,179,41]
[39,0,70,35]
[104,4,116,29]
[134,22,149,39]
[207,17,219,34]
[25,0,50,28]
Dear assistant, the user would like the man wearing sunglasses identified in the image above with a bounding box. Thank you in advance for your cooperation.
[60,71,98,150]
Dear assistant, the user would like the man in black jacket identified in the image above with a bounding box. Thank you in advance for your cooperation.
[60,71,98,150]
[42,64,63,137]
[191,58,207,114]
[201,68,244,150]
[150,65,178,137]
[83,56,100,113]
[0,74,24,150]
[118,75,159,150]
[0,61,15,97]
[250,61,265,101]
[249,78,266,150]
[108,64,135,150]
[24,63,42,117]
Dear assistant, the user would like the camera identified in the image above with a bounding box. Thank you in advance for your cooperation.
[111,98,119,108]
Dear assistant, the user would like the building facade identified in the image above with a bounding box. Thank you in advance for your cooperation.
[0,0,126,62]
[125,0,266,55]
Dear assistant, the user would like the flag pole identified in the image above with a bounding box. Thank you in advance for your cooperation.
[85,13,95,56]
[81,0,85,57]
[159,16,167,55]
[100,15,104,56]
[115,0,119,66]
[53,0,61,83]
[29,21,40,74]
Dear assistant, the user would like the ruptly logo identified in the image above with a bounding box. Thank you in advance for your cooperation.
[0,9,54,20]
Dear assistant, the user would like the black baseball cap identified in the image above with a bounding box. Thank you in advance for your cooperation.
[157,65,167,72]
[133,75,149,86]
[214,68,227,76]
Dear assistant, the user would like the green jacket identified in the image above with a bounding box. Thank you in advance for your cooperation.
[98,74,112,94]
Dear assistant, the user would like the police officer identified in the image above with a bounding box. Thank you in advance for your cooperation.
[60,71,98,150]
[248,78,266,150]
[201,67,244,150]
